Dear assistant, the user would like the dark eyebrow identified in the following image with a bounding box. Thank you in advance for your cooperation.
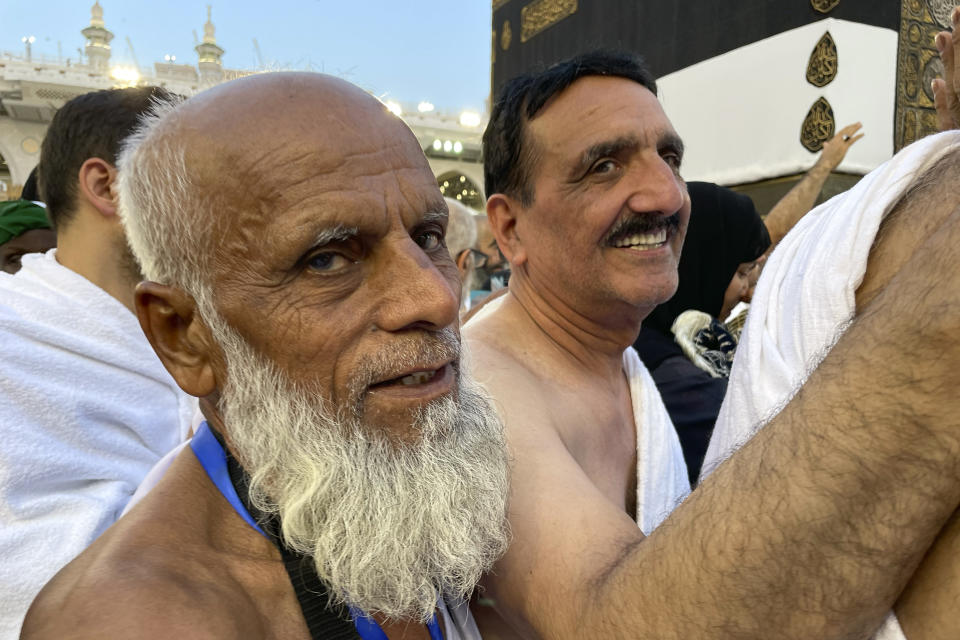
[573,135,639,178]
[658,132,685,158]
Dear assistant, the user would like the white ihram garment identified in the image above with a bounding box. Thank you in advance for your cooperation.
[702,131,960,640]
[0,250,194,639]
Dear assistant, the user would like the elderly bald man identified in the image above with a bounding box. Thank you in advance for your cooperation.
[444,196,478,313]
[22,73,509,640]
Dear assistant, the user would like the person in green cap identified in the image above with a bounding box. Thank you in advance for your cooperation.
[0,180,56,274]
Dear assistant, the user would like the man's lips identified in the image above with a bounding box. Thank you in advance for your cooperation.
[366,361,456,400]
[609,227,669,249]
[604,213,681,249]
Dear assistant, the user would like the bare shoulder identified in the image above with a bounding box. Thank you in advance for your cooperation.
[465,295,642,638]
[856,148,960,310]
[22,533,260,639]
[22,451,278,639]
[464,294,553,423]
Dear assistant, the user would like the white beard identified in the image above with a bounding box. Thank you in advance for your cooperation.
[205,311,510,623]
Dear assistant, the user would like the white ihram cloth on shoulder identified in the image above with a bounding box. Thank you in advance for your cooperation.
[623,346,691,533]
[702,131,960,640]
[469,295,690,532]
[0,250,194,639]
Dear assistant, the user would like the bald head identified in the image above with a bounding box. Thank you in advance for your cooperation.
[178,73,424,209]
[118,72,439,309]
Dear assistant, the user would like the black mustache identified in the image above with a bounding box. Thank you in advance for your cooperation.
[604,213,680,246]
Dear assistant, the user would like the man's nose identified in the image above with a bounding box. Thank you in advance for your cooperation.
[375,238,460,333]
[625,155,685,215]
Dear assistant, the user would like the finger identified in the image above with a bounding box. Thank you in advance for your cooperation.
[952,10,960,92]
[849,133,865,144]
[933,78,957,131]
[837,123,863,144]
[936,30,955,92]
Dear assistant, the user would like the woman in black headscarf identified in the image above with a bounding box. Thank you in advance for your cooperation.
[634,182,770,483]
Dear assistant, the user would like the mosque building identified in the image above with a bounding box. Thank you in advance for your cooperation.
[0,3,485,209]
[492,0,950,210]
[6,1,948,212]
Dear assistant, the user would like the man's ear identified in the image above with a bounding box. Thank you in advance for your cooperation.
[77,158,118,219]
[455,249,471,279]
[486,193,526,266]
[135,281,217,398]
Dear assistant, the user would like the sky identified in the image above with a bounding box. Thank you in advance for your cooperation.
[0,1,493,113]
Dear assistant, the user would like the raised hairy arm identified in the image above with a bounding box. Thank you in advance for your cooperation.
[478,210,960,639]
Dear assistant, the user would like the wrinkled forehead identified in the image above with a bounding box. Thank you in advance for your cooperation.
[173,77,444,271]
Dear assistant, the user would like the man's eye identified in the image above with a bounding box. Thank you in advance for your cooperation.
[415,230,443,251]
[662,153,682,171]
[591,159,618,175]
[307,251,351,272]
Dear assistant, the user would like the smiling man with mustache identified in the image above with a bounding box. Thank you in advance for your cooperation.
[467,49,960,639]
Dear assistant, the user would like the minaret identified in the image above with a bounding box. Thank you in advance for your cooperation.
[81,1,113,72]
[195,6,225,85]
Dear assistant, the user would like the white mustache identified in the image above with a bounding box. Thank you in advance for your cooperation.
[346,327,460,410]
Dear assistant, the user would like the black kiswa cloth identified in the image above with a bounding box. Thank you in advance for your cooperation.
[210,426,361,640]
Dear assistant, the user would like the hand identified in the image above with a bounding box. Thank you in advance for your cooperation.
[818,123,865,171]
[933,7,960,131]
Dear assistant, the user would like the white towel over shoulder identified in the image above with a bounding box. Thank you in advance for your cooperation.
[702,131,960,639]
[0,250,194,638]
[704,130,960,471]
[624,347,690,534]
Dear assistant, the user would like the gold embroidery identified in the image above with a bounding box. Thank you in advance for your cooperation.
[811,0,840,14]
[925,0,955,28]
[501,20,512,51]
[520,0,577,43]
[800,97,836,152]
[493,0,511,10]
[895,0,945,150]
[806,32,838,87]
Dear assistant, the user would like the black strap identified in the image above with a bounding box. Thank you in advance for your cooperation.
[213,427,361,640]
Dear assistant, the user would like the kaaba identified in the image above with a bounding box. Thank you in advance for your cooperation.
[491,0,951,210]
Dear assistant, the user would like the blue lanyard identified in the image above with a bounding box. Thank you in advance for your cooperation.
[351,607,444,640]
[191,421,443,640]
[190,421,268,538]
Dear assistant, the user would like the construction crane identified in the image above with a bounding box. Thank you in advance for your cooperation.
[252,38,264,68]
[125,36,140,72]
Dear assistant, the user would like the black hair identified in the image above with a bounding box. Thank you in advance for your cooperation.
[483,50,657,206]
[20,167,40,202]
[37,86,174,230]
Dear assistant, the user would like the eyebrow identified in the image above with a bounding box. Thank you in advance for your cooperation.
[422,210,448,225]
[658,132,686,158]
[573,135,639,178]
[312,224,359,247]
[572,131,686,178]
